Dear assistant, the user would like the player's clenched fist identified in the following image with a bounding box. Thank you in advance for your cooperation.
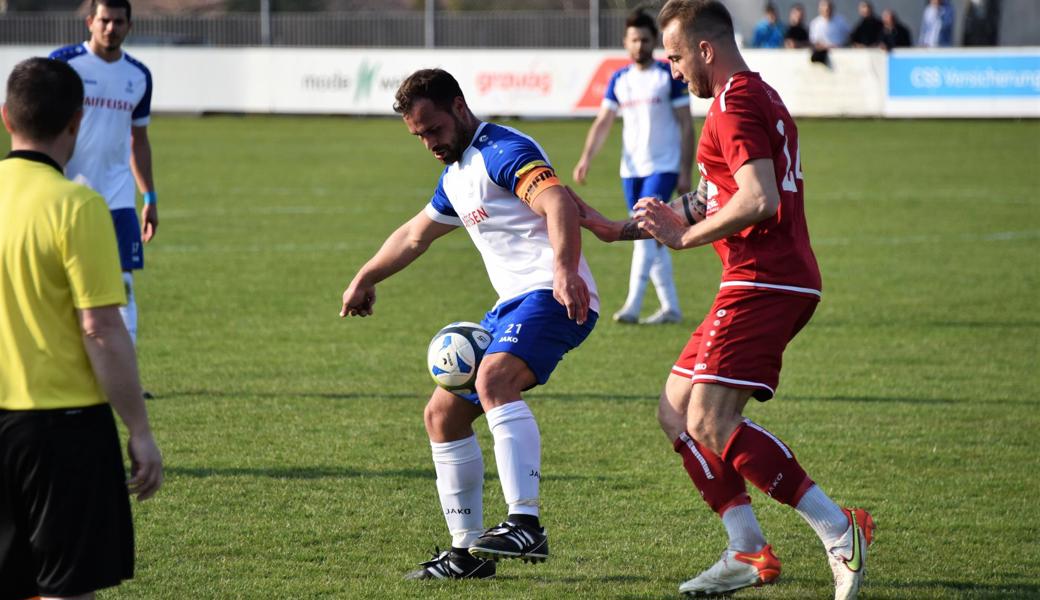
[634,197,688,249]
[340,280,376,317]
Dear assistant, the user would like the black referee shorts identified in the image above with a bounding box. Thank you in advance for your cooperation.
[0,404,134,600]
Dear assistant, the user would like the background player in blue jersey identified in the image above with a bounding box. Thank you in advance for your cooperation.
[51,0,158,392]
[340,69,599,580]
[573,9,695,325]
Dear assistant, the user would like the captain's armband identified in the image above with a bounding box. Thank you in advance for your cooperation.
[514,163,561,206]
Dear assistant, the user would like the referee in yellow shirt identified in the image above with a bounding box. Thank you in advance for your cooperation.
[0,58,162,600]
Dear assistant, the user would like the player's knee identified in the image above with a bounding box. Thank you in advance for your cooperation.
[686,415,728,455]
[423,398,454,438]
[656,399,685,439]
[475,358,524,404]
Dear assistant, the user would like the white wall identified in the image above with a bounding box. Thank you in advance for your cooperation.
[1,45,1036,118]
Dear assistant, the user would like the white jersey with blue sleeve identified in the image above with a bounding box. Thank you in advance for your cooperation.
[50,43,152,211]
[423,122,600,312]
[603,61,689,178]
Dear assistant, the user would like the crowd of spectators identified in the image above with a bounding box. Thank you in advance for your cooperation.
[748,0,1001,51]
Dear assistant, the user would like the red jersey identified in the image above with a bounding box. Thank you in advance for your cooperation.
[697,71,821,297]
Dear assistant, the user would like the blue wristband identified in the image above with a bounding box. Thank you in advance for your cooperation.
[143,191,157,205]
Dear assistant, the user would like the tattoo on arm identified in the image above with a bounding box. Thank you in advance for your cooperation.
[619,220,646,241]
[671,192,706,225]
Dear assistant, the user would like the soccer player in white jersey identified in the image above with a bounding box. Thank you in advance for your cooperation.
[573,9,694,325]
[51,0,158,370]
[341,69,599,580]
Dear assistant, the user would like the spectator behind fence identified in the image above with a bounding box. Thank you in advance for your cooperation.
[850,1,884,47]
[962,0,1000,46]
[919,0,955,47]
[809,0,850,49]
[784,3,811,48]
[880,9,913,50]
[751,3,786,48]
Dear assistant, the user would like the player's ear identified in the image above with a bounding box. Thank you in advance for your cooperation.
[0,105,14,135]
[700,40,714,64]
[67,108,84,137]
[451,96,467,120]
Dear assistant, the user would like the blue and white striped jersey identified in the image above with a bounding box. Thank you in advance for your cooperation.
[423,122,600,311]
[603,61,689,178]
[50,43,152,211]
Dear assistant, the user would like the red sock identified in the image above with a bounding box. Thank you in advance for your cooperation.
[674,431,750,515]
[722,419,814,507]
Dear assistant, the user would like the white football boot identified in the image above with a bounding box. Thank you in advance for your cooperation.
[678,544,781,597]
[828,508,876,600]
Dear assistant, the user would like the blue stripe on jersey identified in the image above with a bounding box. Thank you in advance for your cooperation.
[604,65,630,105]
[472,123,551,193]
[49,43,87,62]
[661,62,688,100]
[429,169,457,218]
[124,53,153,121]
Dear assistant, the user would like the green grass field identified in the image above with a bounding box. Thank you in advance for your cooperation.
[6,116,1040,599]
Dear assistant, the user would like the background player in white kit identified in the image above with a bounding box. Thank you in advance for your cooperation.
[340,69,598,580]
[51,0,158,379]
[573,9,694,325]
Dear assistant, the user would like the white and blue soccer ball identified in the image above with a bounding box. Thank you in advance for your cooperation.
[427,322,493,392]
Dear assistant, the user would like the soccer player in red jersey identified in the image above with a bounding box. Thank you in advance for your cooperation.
[577,2,874,598]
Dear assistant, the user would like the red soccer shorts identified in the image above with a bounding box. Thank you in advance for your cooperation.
[671,287,818,401]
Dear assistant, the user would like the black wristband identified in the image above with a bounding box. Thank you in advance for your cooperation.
[680,193,696,225]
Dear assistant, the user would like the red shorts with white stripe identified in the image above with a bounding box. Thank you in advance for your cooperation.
[671,288,818,401]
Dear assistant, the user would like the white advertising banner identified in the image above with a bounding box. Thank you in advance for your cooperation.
[0,45,886,118]
[1,45,1033,118]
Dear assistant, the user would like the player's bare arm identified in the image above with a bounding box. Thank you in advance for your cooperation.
[130,125,158,242]
[637,158,779,250]
[572,106,617,184]
[572,181,706,243]
[340,211,456,318]
[529,184,591,325]
[78,305,163,500]
[674,106,695,194]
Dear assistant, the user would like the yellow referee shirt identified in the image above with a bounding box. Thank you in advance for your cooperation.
[0,151,126,410]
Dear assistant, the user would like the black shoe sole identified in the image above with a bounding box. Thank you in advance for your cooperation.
[468,547,548,564]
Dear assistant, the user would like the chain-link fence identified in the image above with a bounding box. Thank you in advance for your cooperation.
[0,10,632,47]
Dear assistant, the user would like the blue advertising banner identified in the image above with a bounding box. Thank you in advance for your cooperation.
[889,53,1040,98]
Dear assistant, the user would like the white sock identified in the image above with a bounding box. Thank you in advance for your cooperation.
[721,504,767,553]
[118,271,137,345]
[621,238,656,314]
[485,401,541,517]
[795,485,849,549]
[431,435,485,548]
[649,243,681,314]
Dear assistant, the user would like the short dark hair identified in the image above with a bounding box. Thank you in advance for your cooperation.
[4,57,84,142]
[394,68,465,114]
[658,0,735,44]
[90,0,132,21]
[626,9,658,38]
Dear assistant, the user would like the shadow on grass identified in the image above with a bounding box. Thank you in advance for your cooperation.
[152,389,1018,407]
[613,579,1040,599]
[165,465,611,482]
[156,390,422,401]
[867,579,1040,599]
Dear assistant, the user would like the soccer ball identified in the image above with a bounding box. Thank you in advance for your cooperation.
[427,322,493,392]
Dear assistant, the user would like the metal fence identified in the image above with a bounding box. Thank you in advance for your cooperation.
[0,10,632,48]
